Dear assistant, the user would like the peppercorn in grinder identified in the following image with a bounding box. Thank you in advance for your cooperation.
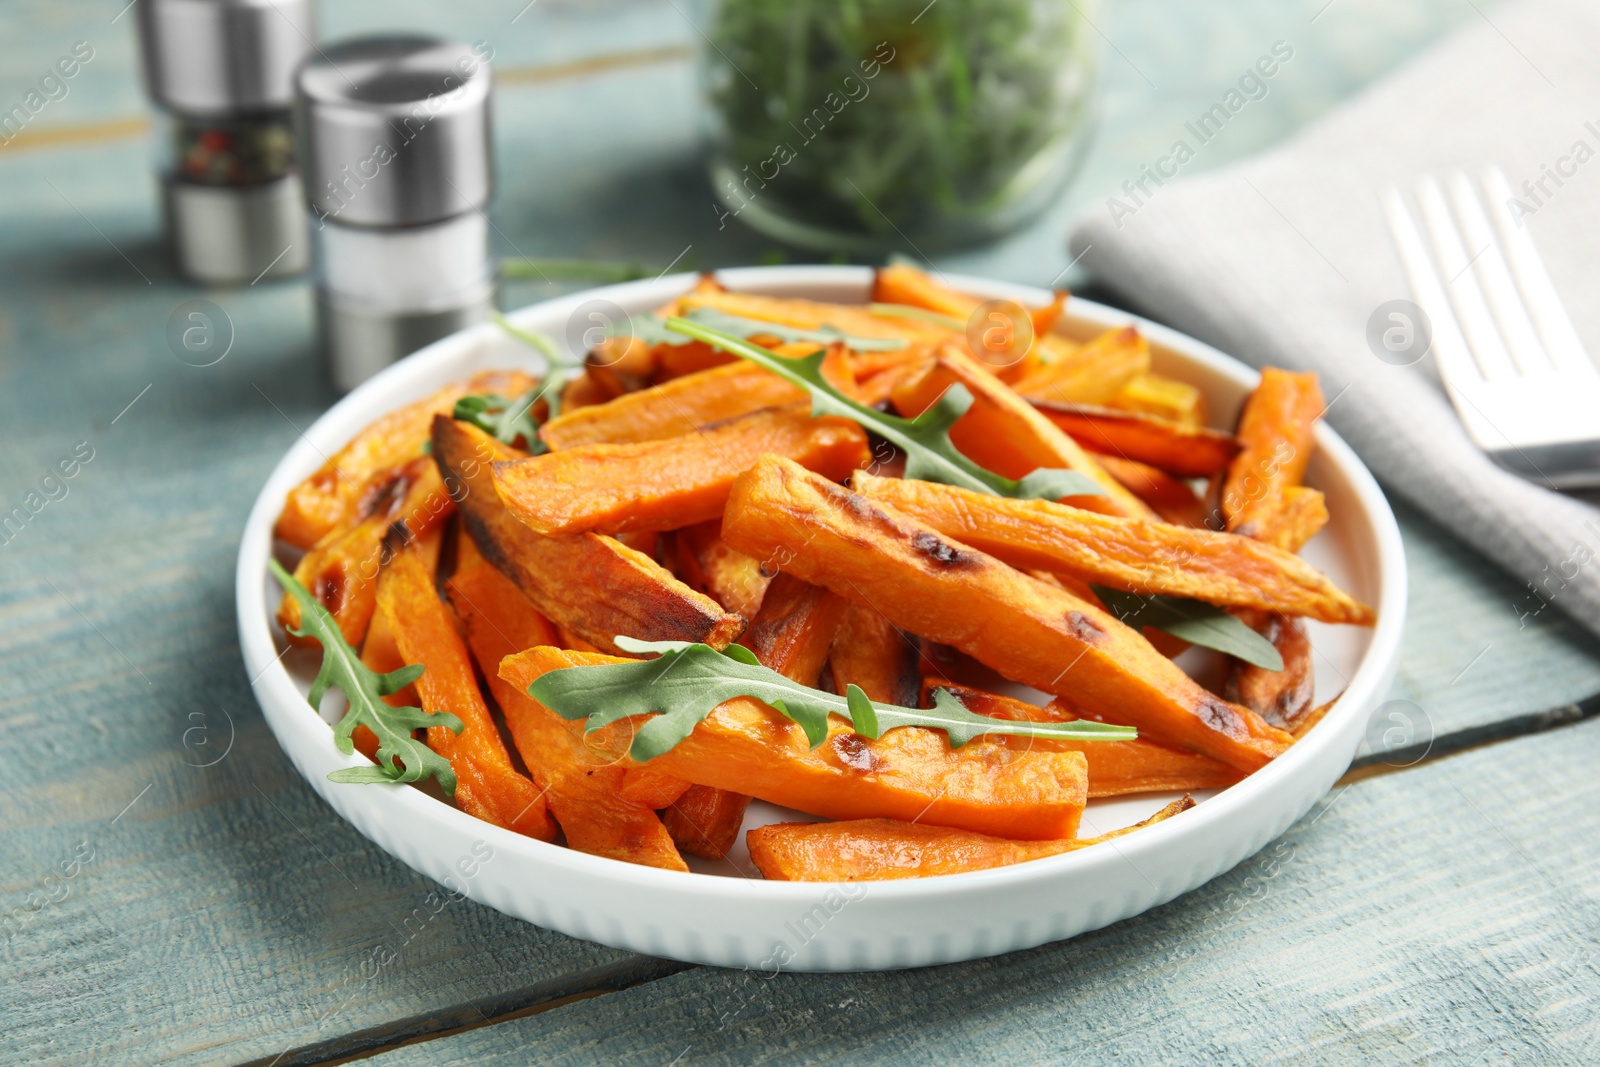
[135,0,314,285]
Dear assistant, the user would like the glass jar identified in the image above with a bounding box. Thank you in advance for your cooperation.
[702,0,1099,253]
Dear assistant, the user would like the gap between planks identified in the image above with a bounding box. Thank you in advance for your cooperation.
[263,687,1600,1067]
[238,960,692,1067]
[0,46,694,156]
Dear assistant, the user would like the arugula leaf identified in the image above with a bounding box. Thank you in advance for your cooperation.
[614,308,909,353]
[663,316,1106,502]
[453,391,542,451]
[492,312,564,364]
[526,636,1136,762]
[493,313,586,424]
[1091,586,1285,671]
[269,560,464,793]
[868,302,966,330]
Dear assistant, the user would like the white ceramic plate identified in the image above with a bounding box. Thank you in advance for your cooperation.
[237,266,1405,971]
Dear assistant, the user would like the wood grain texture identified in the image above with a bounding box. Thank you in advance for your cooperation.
[0,1,1595,1065]
[368,717,1600,1067]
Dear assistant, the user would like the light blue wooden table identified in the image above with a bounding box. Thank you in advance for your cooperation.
[3,2,1599,1064]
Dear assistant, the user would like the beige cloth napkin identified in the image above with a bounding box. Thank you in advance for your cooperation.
[1069,0,1600,639]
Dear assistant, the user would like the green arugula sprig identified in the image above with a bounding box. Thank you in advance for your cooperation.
[868,302,966,330]
[1092,586,1285,671]
[663,316,1106,502]
[619,307,908,353]
[452,391,542,450]
[488,313,588,430]
[269,560,464,793]
[527,636,1137,762]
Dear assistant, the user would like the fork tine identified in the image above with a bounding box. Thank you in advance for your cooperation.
[1481,166,1600,382]
[1444,172,1549,376]
[1415,175,1518,380]
[1379,185,1484,390]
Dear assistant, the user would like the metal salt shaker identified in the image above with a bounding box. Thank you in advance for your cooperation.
[294,36,496,392]
[136,0,313,286]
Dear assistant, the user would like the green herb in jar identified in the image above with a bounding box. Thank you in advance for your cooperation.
[704,0,1097,250]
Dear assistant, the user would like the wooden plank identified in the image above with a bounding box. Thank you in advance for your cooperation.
[364,717,1600,1067]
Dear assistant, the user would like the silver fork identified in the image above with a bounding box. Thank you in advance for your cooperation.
[1381,168,1600,489]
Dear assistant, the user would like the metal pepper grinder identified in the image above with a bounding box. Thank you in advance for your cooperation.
[136,0,313,285]
[294,36,496,393]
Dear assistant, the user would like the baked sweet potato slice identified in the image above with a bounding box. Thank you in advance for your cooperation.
[890,344,1155,520]
[869,263,1062,381]
[1031,400,1240,478]
[277,456,457,648]
[432,415,742,654]
[539,347,860,451]
[679,287,949,348]
[445,549,687,870]
[1224,612,1316,731]
[275,370,537,549]
[668,520,772,619]
[669,573,846,860]
[494,404,870,536]
[1013,325,1151,406]
[1256,486,1329,553]
[852,473,1373,625]
[376,533,555,841]
[737,573,848,687]
[542,363,800,450]
[1107,372,1206,427]
[723,457,1290,771]
[748,795,1195,881]
[617,769,693,810]
[1094,454,1208,528]
[828,601,921,708]
[499,647,1091,840]
[661,785,750,863]
[1223,368,1324,537]
[934,684,1242,797]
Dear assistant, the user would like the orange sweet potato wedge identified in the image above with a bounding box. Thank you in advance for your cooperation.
[661,784,750,863]
[748,795,1195,881]
[1094,454,1208,528]
[277,456,457,648]
[499,647,1091,840]
[737,572,848,687]
[1013,325,1151,406]
[669,520,772,619]
[1256,486,1329,553]
[723,457,1290,772]
[935,684,1242,798]
[1223,368,1324,537]
[275,370,537,549]
[890,344,1156,520]
[828,601,921,708]
[445,547,687,870]
[1031,400,1240,478]
[1107,372,1206,428]
[671,573,846,860]
[618,769,693,810]
[376,534,555,841]
[679,287,950,348]
[851,473,1373,625]
[542,362,800,450]
[869,263,1062,381]
[1225,612,1316,732]
[539,347,860,451]
[433,415,743,654]
[494,404,870,537]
